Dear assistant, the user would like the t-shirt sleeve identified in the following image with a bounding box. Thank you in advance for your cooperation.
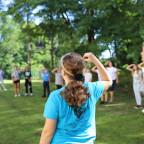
[43,92,59,119]
[88,81,104,103]
[114,68,117,72]
[48,73,50,77]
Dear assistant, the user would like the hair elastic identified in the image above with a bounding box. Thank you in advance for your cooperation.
[61,63,74,76]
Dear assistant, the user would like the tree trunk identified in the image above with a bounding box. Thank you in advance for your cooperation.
[51,34,54,68]
[88,10,94,44]
[27,12,31,69]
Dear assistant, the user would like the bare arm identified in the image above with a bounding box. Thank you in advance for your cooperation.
[138,62,144,70]
[52,68,58,74]
[126,64,134,72]
[40,69,43,76]
[39,118,57,144]
[140,74,142,84]
[83,53,112,91]
[18,66,23,72]
[104,62,109,66]
[91,66,97,73]
[115,72,119,84]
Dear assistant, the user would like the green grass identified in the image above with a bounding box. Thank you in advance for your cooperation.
[0,80,144,144]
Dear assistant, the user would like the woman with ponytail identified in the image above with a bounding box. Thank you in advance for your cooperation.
[40,52,112,144]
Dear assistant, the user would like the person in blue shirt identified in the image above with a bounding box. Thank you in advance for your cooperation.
[39,52,112,144]
[40,68,51,97]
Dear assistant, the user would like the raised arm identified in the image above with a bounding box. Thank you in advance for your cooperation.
[104,62,109,66]
[18,66,23,72]
[91,66,97,73]
[40,68,44,76]
[126,64,134,72]
[138,62,144,70]
[52,68,58,74]
[83,53,112,90]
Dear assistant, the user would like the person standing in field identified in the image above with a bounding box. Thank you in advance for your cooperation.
[11,65,22,97]
[40,68,50,97]
[84,67,92,83]
[126,64,142,109]
[23,67,33,96]
[140,43,144,113]
[104,61,118,102]
[92,66,108,104]
[39,52,112,144]
[0,68,7,91]
[138,62,144,93]
[52,68,63,89]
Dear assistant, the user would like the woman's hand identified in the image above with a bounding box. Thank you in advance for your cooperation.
[83,52,97,63]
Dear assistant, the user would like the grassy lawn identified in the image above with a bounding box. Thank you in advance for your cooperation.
[0,80,144,144]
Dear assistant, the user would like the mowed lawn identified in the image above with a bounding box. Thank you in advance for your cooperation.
[0,80,144,144]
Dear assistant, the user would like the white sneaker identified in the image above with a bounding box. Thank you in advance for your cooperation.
[25,93,28,96]
[15,94,17,97]
[30,93,33,96]
[18,94,21,97]
[142,109,144,113]
[4,88,7,91]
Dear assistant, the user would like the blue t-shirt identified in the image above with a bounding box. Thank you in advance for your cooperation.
[43,82,104,144]
[43,71,50,82]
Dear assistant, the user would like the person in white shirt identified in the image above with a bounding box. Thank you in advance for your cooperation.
[126,64,142,109]
[104,61,119,102]
[52,68,63,89]
[84,68,92,83]
[92,66,108,104]
[0,68,7,91]
[138,62,144,93]
[140,43,144,113]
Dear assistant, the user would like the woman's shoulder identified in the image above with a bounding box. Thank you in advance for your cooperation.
[83,81,104,90]
[50,87,65,98]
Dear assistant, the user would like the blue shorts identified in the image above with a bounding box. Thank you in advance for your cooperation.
[108,80,116,91]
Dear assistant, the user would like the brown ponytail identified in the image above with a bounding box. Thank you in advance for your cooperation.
[60,53,90,110]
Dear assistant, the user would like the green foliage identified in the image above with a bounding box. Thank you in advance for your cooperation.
[1,0,144,75]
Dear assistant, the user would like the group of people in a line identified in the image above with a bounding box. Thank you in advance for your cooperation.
[0,65,64,98]
[1,61,144,111]
[11,65,33,97]
[39,67,63,97]
[84,61,118,105]
[89,60,144,110]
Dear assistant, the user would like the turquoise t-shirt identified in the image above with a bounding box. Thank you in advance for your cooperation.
[43,82,104,144]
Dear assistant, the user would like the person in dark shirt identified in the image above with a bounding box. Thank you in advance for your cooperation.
[24,67,33,96]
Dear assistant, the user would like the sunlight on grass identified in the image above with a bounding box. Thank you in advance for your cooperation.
[0,109,17,114]
[127,133,144,138]
[4,79,42,84]
[105,103,125,107]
